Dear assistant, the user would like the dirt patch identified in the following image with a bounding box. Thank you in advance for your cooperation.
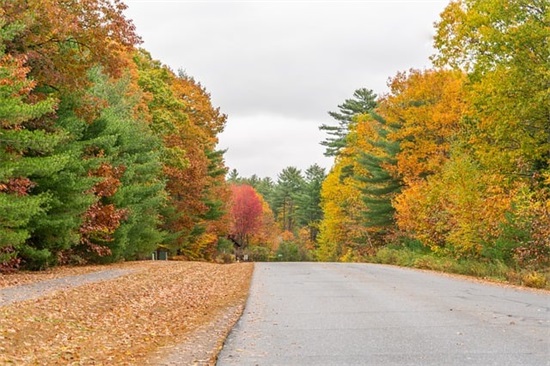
[0,261,253,365]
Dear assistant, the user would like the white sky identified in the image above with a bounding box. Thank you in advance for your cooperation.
[124,0,451,179]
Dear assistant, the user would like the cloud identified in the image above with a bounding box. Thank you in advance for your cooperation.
[124,0,450,178]
[217,114,333,179]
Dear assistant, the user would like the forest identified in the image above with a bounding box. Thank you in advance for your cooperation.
[0,0,548,287]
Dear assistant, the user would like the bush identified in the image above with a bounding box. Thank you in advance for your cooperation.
[276,241,310,262]
[522,271,548,289]
[247,246,271,262]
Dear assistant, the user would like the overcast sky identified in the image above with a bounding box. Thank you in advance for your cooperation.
[124,0,451,179]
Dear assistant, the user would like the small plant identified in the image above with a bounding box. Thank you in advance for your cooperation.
[521,271,548,289]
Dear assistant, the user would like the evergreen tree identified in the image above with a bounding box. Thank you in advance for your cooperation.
[254,177,276,210]
[273,167,304,232]
[295,164,326,242]
[84,68,167,261]
[227,169,240,183]
[0,24,61,269]
[354,113,401,239]
[320,88,377,157]
[28,87,98,267]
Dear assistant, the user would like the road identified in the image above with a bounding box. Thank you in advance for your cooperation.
[217,262,549,366]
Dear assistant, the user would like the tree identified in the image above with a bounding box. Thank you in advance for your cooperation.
[227,169,240,183]
[249,193,279,252]
[229,184,263,246]
[0,24,59,270]
[2,0,140,95]
[432,0,549,179]
[272,167,304,232]
[295,164,326,242]
[134,49,229,259]
[380,69,467,185]
[424,0,550,261]
[316,157,366,261]
[354,113,401,234]
[320,88,377,157]
[79,67,166,262]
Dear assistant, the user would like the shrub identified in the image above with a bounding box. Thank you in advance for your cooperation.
[522,272,548,289]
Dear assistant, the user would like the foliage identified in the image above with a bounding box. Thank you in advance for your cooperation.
[276,240,310,262]
[134,50,229,260]
[354,112,401,235]
[271,167,304,232]
[0,24,62,270]
[0,2,230,269]
[295,164,326,242]
[432,0,549,178]
[229,184,263,246]
[1,0,140,95]
[246,245,272,262]
[320,88,377,157]
[316,156,367,261]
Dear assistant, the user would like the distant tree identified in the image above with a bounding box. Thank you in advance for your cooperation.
[272,167,304,232]
[295,164,326,242]
[229,184,263,246]
[227,169,240,183]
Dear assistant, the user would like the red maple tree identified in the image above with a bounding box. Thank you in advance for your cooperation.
[230,184,263,246]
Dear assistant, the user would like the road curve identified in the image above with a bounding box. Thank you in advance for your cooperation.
[217,262,549,366]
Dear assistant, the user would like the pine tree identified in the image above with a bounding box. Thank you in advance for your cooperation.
[272,167,305,232]
[84,68,167,261]
[295,164,326,242]
[354,113,401,239]
[0,23,66,270]
[320,88,377,157]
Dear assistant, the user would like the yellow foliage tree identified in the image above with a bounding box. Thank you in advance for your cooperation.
[381,69,467,185]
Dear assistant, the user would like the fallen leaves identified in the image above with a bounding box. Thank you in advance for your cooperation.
[0,261,253,365]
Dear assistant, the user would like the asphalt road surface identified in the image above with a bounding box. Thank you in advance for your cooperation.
[217,262,549,366]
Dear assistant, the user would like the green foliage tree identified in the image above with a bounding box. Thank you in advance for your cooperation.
[82,68,166,262]
[320,88,377,157]
[272,167,305,232]
[295,164,326,242]
[0,23,61,269]
[350,112,402,246]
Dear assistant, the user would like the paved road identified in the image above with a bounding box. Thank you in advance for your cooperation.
[217,262,550,366]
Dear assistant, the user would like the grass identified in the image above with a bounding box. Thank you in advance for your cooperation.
[367,246,550,290]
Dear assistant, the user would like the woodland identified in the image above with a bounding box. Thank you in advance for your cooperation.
[0,0,548,287]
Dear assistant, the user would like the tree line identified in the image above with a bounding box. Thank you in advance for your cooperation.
[1,0,229,270]
[225,165,325,261]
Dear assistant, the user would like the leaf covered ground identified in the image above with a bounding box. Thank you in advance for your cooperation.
[0,261,253,365]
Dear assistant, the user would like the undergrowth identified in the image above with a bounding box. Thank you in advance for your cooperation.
[366,243,550,290]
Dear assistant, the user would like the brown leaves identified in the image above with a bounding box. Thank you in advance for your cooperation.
[79,163,128,256]
[0,177,35,196]
[0,261,253,365]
